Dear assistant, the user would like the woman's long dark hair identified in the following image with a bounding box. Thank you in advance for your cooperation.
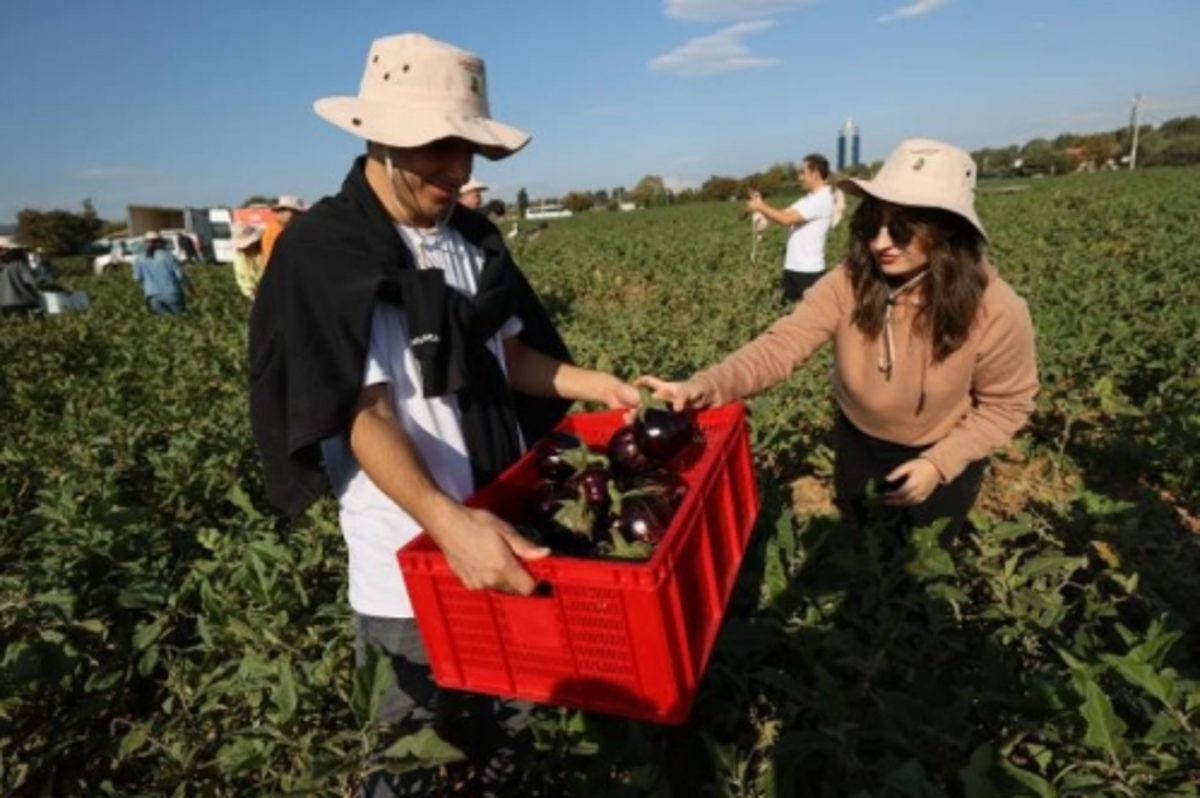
[846,196,988,362]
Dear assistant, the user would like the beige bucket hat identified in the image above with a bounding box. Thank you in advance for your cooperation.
[314,33,529,161]
[232,223,264,250]
[838,138,986,240]
[272,194,308,213]
[460,177,488,195]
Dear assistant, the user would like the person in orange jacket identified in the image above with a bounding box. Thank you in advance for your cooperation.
[261,194,308,264]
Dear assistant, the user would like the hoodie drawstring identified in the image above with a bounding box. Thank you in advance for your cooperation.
[878,270,929,380]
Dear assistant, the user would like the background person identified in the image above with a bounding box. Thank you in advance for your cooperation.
[641,138,1038,538]
[133,232,189,315]
[0,237,42,315]
[231,223,266,300]
[248,32,640,792]
[261,194,308,264]
[748,153,836,303]
[458,176,488,210]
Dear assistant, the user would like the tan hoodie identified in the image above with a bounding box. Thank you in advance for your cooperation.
[693,263,1038,482]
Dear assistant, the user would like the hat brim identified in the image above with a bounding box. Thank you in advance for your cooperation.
[233,233,263,249]
[314,96,530,161]
[837,177,988,240]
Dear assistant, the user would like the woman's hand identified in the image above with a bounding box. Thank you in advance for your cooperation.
[881,458,942,507]
[634,375,718,413]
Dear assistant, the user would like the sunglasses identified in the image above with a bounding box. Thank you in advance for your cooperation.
[851,204,918,247]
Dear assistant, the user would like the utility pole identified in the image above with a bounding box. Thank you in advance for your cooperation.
[1129,94,1143,170]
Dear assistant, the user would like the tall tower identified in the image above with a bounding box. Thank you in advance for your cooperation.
[837,118,859,171]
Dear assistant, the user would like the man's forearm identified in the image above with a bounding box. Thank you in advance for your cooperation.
[505,338,614,403]
[349,399,462,538]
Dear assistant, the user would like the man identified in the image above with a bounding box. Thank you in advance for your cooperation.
[458,176,487,211]
[0,236,42,315]
[261,194,307,264]
[746,153,836,303]
[248,32,639,791]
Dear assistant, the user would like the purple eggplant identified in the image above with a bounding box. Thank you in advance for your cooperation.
[527,480,597,555]
[634,407,696,463]
[576,462,612,509]
[606,424,657,477]
[613,491,676,546]
[528,480,580,525]
[620,468,689,509]
[535,431,588,481]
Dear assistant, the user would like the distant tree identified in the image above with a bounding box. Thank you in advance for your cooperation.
[628,175,664,208]
[242,195,273,207]
[1019,139,1071,175]
[701,176,741,201]
[516,188,529,216]
[15,200,104,255]
[591,188,610,206]
[561,191,593,214]
[1159,116,1200,137]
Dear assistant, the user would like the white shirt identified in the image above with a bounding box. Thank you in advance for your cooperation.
[321,222,522,618]
[784,185,835,274]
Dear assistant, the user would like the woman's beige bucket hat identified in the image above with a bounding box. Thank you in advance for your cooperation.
[314,33,529,161]
[838,138,987,240]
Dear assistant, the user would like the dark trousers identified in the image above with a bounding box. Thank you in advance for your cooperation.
[834,413,986,537]
[354,614,531,797]
[782,270,822,303]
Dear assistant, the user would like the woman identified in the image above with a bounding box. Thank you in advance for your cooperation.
[231,223,266,300]
[133,232,189,315]
[640,138,1039,535]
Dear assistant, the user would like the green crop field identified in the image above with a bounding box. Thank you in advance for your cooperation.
[3,166,1198,796]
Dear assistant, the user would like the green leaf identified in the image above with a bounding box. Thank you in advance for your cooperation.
[997,761,1055,798]
[351,645,394,728]
[376,726,466,770]
[960,743,1001,798]
[117,725,149,761]
[1080,680,1128,761]
[272,658,299,724]
[1101,654,1178,706]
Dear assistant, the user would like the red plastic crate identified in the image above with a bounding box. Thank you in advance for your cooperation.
[397,403,759,724]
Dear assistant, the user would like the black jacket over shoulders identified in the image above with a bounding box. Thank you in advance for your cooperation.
[249,157,572,518]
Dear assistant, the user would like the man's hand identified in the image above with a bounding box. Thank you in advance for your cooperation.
[746,191,766,214]
[598,374,641,410]
[434,505,549,595]
[881,458,942,507]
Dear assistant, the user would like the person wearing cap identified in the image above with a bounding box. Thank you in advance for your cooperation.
[248,32,639,785]
[458,176,487,211]
[0,236,43,315]
[231,223,266,300]
[746,153,837,304]
[261,194,307,265]
[132,232,189,315]
[642,138,1038,538]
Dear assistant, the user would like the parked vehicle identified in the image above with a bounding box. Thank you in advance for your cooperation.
[92,232,199,275]
[524,203,574,220]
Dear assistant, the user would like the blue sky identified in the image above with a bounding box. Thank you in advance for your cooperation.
[0,0,1197,221]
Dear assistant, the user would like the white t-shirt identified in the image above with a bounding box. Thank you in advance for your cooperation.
[784,185,835,274]
[321,223,523,618]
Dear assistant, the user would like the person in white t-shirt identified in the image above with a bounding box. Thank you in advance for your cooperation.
[746,153,836,303]
[250,32,641,794]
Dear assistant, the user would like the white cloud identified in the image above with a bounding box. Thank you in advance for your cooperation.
[664,0,817,22]
[77,167,153,180]
[877,0,950,24]
[650,21,778,77]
